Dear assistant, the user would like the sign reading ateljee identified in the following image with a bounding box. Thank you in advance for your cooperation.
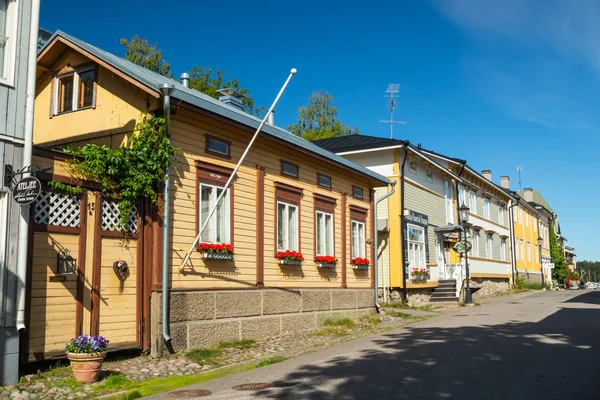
[13,176,41,205]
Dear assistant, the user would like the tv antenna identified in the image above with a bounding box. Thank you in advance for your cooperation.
[517,166,523,191]
[379,83,406,139]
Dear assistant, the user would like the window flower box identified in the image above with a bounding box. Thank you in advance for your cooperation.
[352,257,370,270]
[279,259,303,267]
[316,255,337,269]
[411,268,429,282]
[202,252,234,261]
[277,250,304,267]
[200,243,234,262]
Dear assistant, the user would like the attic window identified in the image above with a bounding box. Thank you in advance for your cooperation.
[53,66,96,115]
[281,161,299,179]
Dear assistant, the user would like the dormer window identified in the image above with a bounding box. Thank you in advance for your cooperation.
[53,66,96,115]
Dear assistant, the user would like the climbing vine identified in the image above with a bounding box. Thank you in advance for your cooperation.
[51,114,175,235]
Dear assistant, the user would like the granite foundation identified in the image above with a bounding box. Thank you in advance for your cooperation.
[151,288,375,356]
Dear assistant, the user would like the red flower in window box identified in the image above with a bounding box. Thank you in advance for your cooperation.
[199,242,233,254]
[352,257,369,266]
[316,256,337,264]
[277,251,304,261]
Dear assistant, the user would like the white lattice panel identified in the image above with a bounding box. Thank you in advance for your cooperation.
[102,199,138,233]
[34,191,81,228]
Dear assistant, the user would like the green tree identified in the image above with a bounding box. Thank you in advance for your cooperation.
[288,91,359,141]
[120,35,171,77]
[187,66,264,116]
[550,224,569,282]
[120,36,263,116]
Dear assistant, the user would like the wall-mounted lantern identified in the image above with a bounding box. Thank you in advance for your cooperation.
[56,253,77,275]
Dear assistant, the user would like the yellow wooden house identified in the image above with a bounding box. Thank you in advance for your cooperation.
[26,31,389,360]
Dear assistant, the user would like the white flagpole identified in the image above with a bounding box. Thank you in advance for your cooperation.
[179,68,298,270]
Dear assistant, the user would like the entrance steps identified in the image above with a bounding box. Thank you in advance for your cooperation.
[431,279,459,302]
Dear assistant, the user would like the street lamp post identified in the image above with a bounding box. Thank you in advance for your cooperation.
[459,203,472,304]
[538,236,544,290]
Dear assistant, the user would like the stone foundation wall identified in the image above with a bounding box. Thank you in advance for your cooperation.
[522,272,542,285]
[378,288,433,306]
[151,288,374,356]
[472,279,510,300]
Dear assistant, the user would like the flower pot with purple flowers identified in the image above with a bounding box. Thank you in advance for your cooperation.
[65,334,109,383]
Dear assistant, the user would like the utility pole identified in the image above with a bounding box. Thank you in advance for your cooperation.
[379,84,406,139]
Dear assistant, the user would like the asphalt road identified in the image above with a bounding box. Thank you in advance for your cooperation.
[146,290,600,400]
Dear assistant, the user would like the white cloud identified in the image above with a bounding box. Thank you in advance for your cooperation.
[435,0,600,70]
[434,0,600,131]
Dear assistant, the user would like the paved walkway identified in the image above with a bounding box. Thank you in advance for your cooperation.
[146,290,600,399]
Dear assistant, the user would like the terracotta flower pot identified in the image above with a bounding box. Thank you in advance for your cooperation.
[67,352,106,383]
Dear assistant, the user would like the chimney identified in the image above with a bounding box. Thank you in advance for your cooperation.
[500,176,510,189]
[180,72,190,88]
[216,88,246,112]
[523,188,534,202]
[481,170,492,181]
[267,110,275,125]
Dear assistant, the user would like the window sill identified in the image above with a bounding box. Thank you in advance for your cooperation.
[0,77,15,88]
[53,106,94,116]
[352,265,369,270]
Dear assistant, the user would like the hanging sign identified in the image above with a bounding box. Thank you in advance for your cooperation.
[452,240,472,254]
[12,176,41,205]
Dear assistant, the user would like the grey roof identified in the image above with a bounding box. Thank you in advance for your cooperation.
[313,135,406,153]
[312,134,461,180]
[40,31,389,185]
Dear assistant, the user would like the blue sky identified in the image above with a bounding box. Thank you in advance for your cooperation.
[41,0,598,260]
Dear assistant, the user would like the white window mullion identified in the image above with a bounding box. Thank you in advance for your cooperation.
[72,71,79,111]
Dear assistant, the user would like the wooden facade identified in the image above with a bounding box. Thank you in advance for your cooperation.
[28,32,385,360]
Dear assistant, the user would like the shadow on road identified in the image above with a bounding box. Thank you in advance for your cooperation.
[253,292,600,400]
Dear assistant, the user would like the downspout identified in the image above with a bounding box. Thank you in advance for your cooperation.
[16,0,41,332]
[508,197,518,286]
[400,141,409,302]
[159,83,175,344]
[374,180,396,311]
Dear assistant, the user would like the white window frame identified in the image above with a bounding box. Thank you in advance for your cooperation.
[445,180,454,224]
[277,201,299,252]
[0,0,18,86]
[469,191,477,214]
[407,224,426,270]
[518,207,523,224]
[426,169,434,183]
[514,238,519,260]
[207,137,230,156]
[351,220,366,259]
[533,218,537,232]
[498,206,505,226]
[520,239,524,261]
[527,242,531,262]
[487,234,493,259]
[458,185,466,207]
[513,205,517,222]
[500,238,507,261]
[472,230,480,257]
[484,198,490,219]
[408,158,418,174]
[316,210,333,256]
[198,183,230,244]
[525,212,529,228]
[52,66,95,115]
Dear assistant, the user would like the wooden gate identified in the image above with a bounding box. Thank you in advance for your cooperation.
[25,189,149,361]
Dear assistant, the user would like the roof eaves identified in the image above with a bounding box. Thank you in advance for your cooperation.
[43,31,390,186]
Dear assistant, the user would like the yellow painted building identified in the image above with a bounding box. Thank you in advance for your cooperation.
[27,31,389,359]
